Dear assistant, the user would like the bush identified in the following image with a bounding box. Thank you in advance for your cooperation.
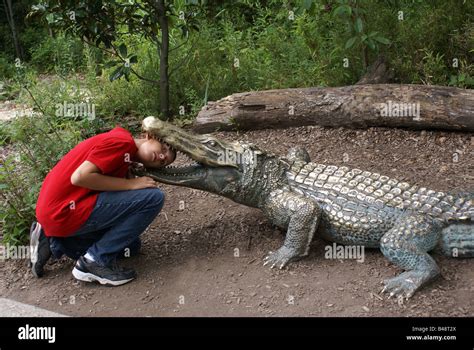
[30,34,85,75]
[0,54,22,102]
[0,114,83,244]
[0,53,16,80]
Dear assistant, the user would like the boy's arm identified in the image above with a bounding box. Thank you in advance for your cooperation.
[71,160,157,191]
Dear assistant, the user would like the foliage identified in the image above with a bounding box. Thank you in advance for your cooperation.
[1,0,473,244]
[30,33,84,74]
[0,113,83,244]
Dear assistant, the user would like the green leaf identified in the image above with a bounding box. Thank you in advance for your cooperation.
[123,66,131,82]
[45,13,56,24]
[345,36,357,49]
[109,66,123,82]
[333,5,351,16]
[31,4,46,12]
[303,0,313,10]
[465,76,474,86]
[104,60,119,69]
[366,38,376,50]
[373,36,390,45]
[355,17,363,33]
[118,43,127,58]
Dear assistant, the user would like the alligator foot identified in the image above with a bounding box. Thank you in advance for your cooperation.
[263,247,298,269]
[380,214,441,299]
[381,270,433,300]
[262,189,320,270]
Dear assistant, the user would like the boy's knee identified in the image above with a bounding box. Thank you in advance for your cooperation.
[127,188,165,213]
[145,188,165,209]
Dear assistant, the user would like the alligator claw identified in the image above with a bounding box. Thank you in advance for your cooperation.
[381,272,423,300]
[263,247,297,270]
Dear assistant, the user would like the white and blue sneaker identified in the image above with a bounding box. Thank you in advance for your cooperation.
[72,256,137,286]
[29,221,52,278]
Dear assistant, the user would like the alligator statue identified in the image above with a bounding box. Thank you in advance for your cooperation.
[133,116,473,299]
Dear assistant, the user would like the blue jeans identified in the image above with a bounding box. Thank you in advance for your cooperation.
[49,188,165,266]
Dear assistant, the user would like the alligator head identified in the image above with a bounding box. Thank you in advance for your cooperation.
[135,116,268,201]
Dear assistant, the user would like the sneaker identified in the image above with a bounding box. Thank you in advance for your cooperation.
[29,221,51,278]
[72,256,136,286]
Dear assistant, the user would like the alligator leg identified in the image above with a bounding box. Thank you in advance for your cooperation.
[380,214,442,299]
[262,188,321,269]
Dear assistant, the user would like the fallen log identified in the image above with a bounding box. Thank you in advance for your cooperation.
[193,84,474,133]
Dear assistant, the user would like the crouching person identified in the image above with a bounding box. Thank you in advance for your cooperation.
[30,125,176,286]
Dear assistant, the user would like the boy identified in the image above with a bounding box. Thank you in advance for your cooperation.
[30,125,176,286]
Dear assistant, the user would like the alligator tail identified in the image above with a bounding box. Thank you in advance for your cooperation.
[440,191,473,222]
[439,192,473,257]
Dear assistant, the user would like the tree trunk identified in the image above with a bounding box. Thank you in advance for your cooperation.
[356,55,393,85]
[3,0,23,60]
[193,84,474,133]
[156,0,170,120]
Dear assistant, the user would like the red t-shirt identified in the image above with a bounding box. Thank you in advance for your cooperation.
[36,126,138,237]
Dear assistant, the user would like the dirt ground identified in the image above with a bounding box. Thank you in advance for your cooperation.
[1,124,473,316]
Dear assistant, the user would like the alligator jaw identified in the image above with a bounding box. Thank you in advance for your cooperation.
[139,117,243,192]
[144,163,208,186]
[140,162,242,195]
[143,116,241,168]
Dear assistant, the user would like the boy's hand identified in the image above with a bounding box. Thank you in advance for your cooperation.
[128,162,146,178]
[128,176,157,190]
[71,161,158,191]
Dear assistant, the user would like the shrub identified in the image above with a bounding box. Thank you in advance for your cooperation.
[0,114,82,244]
[30,33,84,75]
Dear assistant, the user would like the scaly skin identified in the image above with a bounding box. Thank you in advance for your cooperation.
[134,117,474,299]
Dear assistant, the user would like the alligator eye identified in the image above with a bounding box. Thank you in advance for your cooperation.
[208,140,216,147]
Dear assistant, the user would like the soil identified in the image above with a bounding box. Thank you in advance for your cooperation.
[1,124,473,317]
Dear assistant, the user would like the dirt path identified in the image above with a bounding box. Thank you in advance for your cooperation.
[0,101,35,122]
[1,125,473,316]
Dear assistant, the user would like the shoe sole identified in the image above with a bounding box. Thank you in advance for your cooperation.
[29,223,41,278]
[72,267,135,286]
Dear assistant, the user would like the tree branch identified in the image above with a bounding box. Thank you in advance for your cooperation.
[169,31,200,77]
[81,38,160,85]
